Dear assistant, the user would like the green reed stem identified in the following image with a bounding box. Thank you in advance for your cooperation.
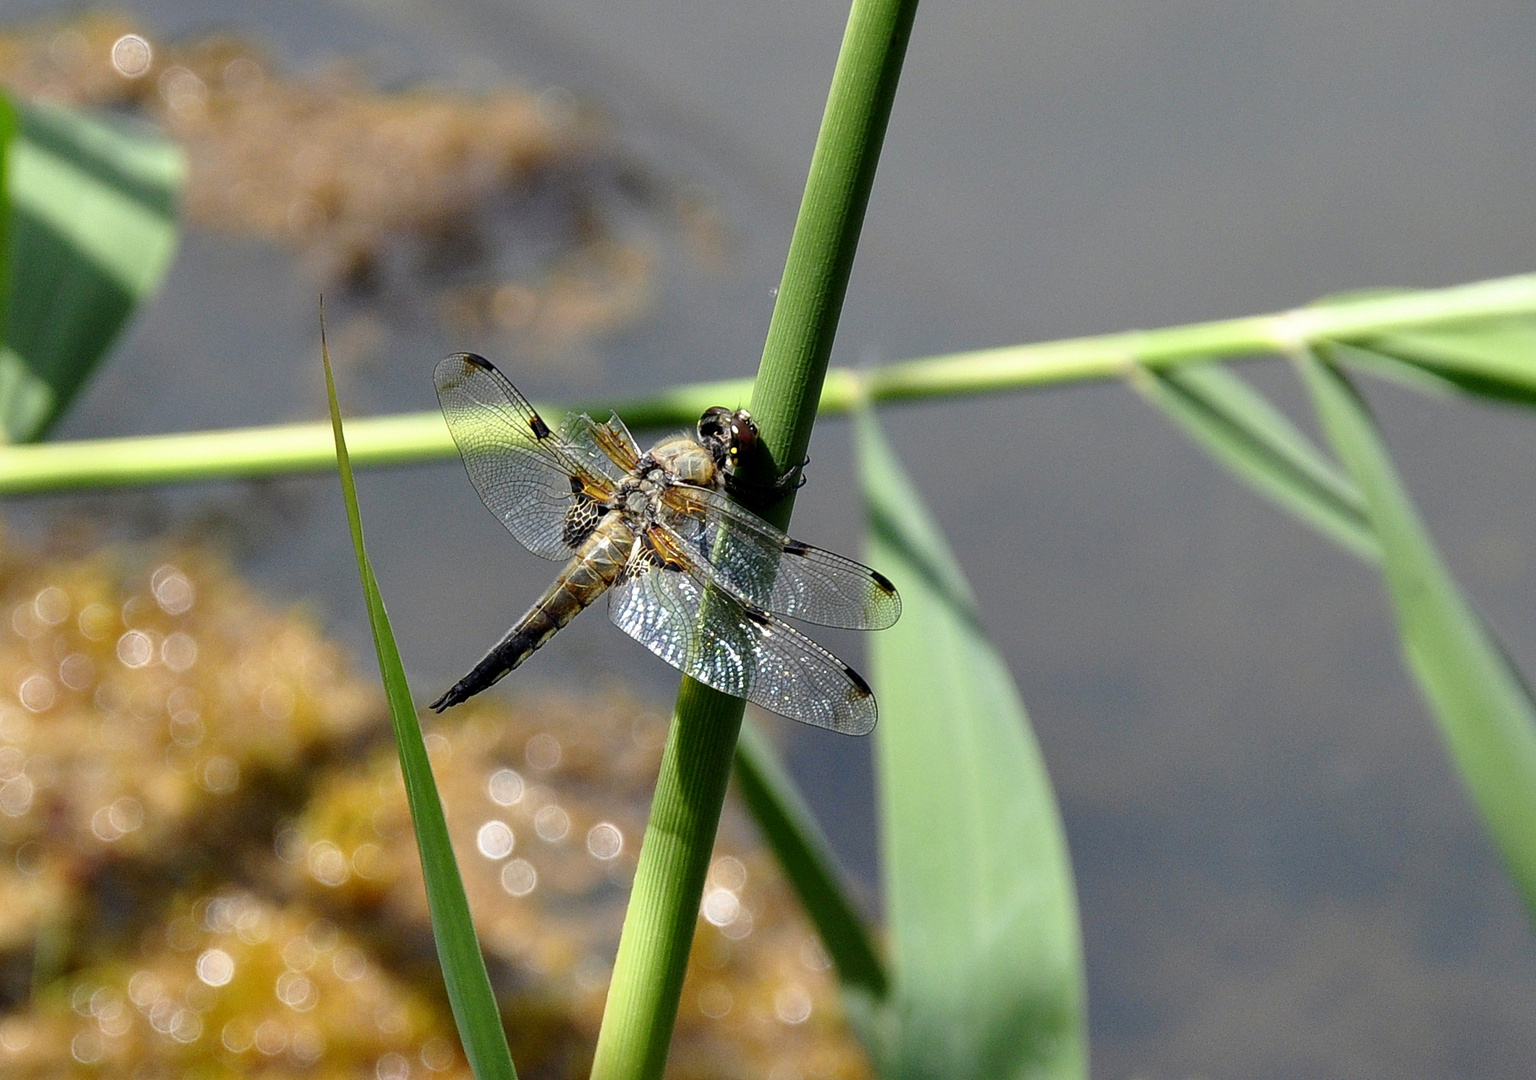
[2,273,1533,496]
[747,0,921,511]
[588,682,744,1080]
[588,0,918,1076]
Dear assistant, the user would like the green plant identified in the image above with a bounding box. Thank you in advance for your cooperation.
[5,11,1536,1080]
[0,94,180,443]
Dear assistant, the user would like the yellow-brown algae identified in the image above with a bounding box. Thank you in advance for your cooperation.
[0,527,869,1076]
[0,892,470,1079]
[285,696,872,1080]
[0,537,373,957]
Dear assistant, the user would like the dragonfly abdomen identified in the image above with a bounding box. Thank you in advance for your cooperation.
[429,519,633,712]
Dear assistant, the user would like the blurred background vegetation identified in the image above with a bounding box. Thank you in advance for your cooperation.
[0,3,1535,1079]
[0,10,863,1078]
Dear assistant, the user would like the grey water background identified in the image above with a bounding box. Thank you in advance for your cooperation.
[8,0,1536,1076]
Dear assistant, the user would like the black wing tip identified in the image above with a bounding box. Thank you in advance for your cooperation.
[844,664,873,698]
[435,352,497,386]
[870,568,898,594]
[840,666,880,736]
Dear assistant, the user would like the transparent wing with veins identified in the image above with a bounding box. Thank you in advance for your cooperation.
[557,410,642,484]
[658,484,901,629]
[608,537,878,735]
[434,353,616,560]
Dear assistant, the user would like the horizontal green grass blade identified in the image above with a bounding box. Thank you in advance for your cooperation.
[324,332,517,1080]
[732,720,888,1005]
[857,410,1086,1080]
[3,99,182,442]
[9,273,1536,492]
[1299,348,1536,925]
[1132,361,1378,561]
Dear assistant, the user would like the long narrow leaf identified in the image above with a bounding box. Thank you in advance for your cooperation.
[323,333,517,1080]
[857,411,1086,1080]
[3,99,182,442]
[732,720,888,1003]
[0,92,16,349]
[1130,361,1379,561]
[1299,348,1536,924]
[1321,339,1468,400]
[1342,317,1536,407]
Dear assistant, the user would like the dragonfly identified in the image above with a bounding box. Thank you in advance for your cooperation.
[430,353,901,735]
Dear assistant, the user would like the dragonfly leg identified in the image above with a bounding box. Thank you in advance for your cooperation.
[727,455,808,508]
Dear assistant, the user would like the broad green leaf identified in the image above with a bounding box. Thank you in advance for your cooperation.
[324,332,517,1080]
[732,720,888,1006]
[1338,316,1536,407]
[1131,361,1379,562]
[1299,349,1536,925]
[0,93,16,348]
[857,411,1085,1080]
[3,98,182,442]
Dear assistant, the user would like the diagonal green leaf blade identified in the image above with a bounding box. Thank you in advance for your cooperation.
[1321,339,1467,400]
[1299,348,1536,924]
[3,98,182,442]
[324,332,517,1080]
[1340,316,1536,407]
[732,719,888,1006]
[857,410,1086,1080]
[1131,360,1379,561]
[0,92,16,350]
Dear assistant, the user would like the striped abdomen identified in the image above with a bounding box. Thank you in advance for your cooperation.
[429,518,635,712]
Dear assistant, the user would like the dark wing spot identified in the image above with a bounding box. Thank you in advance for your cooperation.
[529,413,553,440]
[458,352,496,372]
[782,539,812,556]
[870,569,897,593]
[569,474,585,493]
[843,665,873,697]
[742,606,773,627]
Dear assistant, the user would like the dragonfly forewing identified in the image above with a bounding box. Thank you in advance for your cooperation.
[435,353,614,561]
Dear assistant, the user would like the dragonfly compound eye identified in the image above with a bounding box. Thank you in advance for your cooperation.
[727,410,757,454]
[697,406,750,463]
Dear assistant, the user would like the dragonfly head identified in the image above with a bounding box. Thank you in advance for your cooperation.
[697,406,757,473]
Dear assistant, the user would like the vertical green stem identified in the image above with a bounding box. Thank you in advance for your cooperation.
[750,0,921,522]
[590,681,744,1079]
[589,1,918,1077]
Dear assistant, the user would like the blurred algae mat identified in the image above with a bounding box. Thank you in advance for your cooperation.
[0,527,868,1079]
[0,10,723,372]
[0,11,860,1078]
